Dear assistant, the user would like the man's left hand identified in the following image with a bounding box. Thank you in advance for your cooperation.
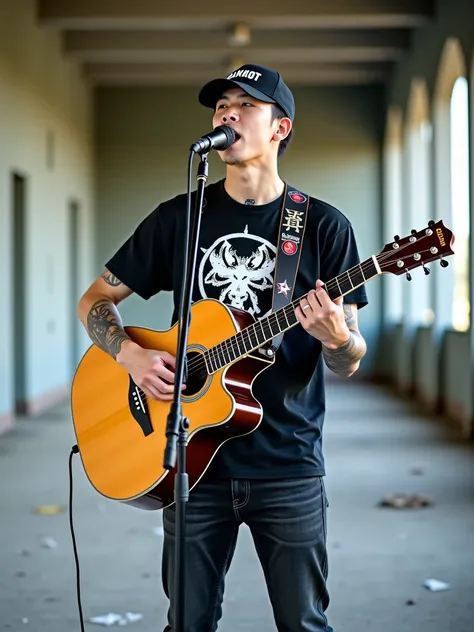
[295,280,350,349]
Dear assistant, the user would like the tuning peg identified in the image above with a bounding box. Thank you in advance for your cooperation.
[423,264,430,275]
[411,229,417,235]
[394,234,400,241]
[428,220,435,227]
[406,271,412,281]
[440,259,449,268]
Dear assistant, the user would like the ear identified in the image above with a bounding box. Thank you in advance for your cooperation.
[272,117,292,142]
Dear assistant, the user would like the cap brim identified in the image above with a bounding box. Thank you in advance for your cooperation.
[198,78,276,109]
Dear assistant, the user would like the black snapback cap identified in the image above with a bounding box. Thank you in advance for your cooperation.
[198,63,295,121]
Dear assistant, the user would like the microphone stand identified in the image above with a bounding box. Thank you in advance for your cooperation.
[163,149,209,632]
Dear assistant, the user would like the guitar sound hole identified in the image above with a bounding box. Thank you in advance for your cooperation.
[184,351,209,397]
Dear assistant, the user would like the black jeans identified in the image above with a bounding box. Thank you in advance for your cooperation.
[162,476,333,632]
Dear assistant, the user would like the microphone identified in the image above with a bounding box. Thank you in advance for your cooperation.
[190,125,237,154]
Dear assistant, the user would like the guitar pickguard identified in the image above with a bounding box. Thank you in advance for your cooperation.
[128,376,153,436]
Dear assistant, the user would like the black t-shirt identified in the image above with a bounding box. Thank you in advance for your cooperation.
[106,180,368,479]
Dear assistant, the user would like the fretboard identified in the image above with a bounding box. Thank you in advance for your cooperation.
[203,256,380,373]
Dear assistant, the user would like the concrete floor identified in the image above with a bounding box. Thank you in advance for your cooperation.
[1,379,473,631]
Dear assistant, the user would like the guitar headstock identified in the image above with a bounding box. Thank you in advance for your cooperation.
[377,220,455,279]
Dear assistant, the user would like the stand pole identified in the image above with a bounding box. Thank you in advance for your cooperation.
[163,151,209,632]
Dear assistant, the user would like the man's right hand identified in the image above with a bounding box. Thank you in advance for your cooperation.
[116,340,186,401]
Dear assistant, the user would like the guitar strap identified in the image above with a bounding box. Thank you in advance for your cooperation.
[259,184,310,358]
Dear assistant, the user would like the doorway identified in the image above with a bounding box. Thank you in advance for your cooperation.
[11,173,27,414]
[69,200,81,377]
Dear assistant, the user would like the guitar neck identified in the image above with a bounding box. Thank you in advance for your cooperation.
[204,255,381,373]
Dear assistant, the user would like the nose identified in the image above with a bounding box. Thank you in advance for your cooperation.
[221,107,239,125]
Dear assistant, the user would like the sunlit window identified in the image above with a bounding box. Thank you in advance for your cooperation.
[383,109,404,324]
[449,77,470,331]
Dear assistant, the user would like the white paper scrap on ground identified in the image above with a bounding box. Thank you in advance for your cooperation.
[89,612,144,626]
[424,578,450,592]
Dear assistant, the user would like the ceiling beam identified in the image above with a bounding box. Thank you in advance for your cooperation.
[39,0,434,29]
[63,29,410,64]
[84,61,391,86]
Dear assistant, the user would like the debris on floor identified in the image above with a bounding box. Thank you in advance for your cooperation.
[34,505,65,515]
[88,612,144,626]
[378,493,434,508]
[40,537,58,549]
[409,466,425,476]
[424,578,451,592]
[405,599,416,606]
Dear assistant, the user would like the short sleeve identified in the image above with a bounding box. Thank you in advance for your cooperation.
[105,206,173,300]
[320,224,368,309]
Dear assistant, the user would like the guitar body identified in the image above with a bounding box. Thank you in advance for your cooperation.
[70,299,272,510]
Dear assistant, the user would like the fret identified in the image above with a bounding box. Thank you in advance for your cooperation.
[348,264,365,289]
[242,327,252,352]
[364,258,379,279]
[214,344,222,370]
[277,310,288,331]
[263,319,272,339]
[207,350,217,373]
[223,339,233,364]
[245,326,258,349]
[235,333,247,357]
[268,315,282,336]
[217,342,226,367]
[256,320,267,345]
[244,327,257,351]
[215,346,224,371]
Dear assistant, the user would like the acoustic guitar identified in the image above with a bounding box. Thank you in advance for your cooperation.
[71,221,454,510]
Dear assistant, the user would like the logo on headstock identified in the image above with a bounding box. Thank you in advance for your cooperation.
[436,228,446,247]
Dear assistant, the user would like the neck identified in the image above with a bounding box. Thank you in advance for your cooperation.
[224,162,284,206]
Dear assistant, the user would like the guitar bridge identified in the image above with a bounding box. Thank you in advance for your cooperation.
[128,376,153,436]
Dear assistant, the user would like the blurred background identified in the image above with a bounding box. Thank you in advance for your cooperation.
[0,1,473,631]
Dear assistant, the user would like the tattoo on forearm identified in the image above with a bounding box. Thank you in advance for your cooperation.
[101,271,123,287]
[343,304,356,329]
[86,299,130,359]
[322,305,366,375]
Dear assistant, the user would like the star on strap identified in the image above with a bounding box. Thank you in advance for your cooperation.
[277,280,291,297]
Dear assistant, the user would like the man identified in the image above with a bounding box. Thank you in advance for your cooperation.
[78,63,368,632]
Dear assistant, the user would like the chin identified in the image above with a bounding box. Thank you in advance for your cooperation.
[222,150,245,166]
[224,155,244,166]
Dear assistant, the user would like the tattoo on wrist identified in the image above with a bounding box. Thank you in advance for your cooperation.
[322,330,365,374]
[86,299,129,359]
[101,271,123,287]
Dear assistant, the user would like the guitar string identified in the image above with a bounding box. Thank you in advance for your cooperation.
[133,233,444,398]
[185,235,441,376]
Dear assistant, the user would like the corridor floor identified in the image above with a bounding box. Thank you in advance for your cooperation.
[1,379,473,631]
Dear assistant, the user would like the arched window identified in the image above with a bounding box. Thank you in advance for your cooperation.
[450,76,470,331]
[405,78,433,325]
[433,38,470,331]
[383,106,404,323]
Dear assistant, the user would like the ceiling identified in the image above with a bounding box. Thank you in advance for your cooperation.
[37,0,435,87]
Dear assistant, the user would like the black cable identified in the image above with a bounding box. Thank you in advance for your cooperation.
[69,444,85,632]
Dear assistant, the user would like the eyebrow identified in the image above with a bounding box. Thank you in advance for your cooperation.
[217,92,253,102]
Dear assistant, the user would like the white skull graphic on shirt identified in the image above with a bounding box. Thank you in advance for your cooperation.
[198,226,276,317]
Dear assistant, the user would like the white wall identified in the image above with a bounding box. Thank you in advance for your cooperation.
[0,1,94,419]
